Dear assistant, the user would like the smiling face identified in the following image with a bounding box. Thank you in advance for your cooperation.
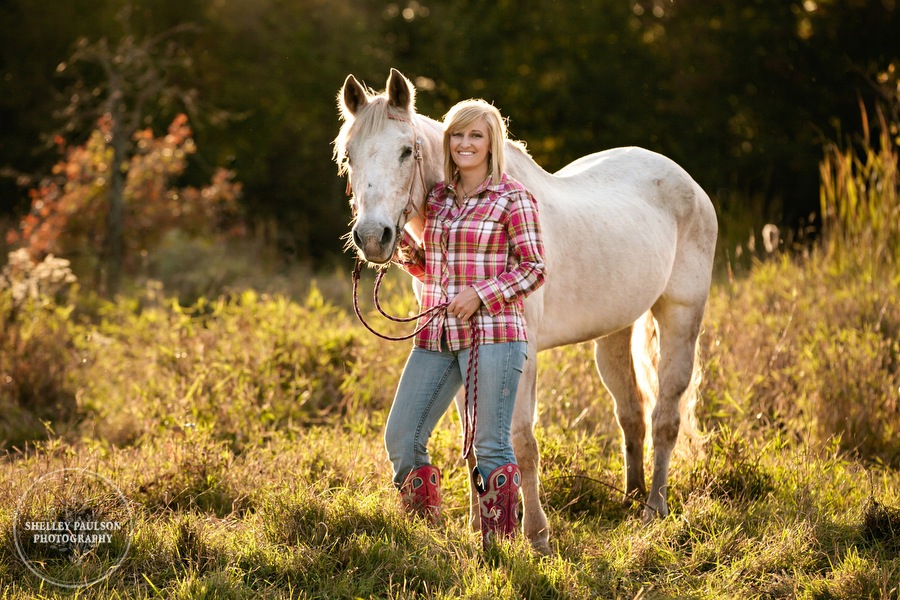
[440,99,507,185]
[449,118,491,180]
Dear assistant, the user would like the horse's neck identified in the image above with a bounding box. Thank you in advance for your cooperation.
[505,142,553,190]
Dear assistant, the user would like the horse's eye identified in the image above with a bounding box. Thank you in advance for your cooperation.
[400,146,413,161]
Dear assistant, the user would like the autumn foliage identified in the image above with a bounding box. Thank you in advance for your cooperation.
[6,113,243,280]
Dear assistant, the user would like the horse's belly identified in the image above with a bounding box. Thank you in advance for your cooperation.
[529,214,675,349]
[533,278,662,350]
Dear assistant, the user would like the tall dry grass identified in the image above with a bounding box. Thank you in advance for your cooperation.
[820,103,900,267]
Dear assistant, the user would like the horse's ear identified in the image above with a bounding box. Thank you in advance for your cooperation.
[386,68,415,112]
[340,74,368,118]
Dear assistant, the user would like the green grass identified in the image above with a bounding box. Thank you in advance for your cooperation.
[1,422,898,598]
[2,250,899,598]
[2,115,899,598]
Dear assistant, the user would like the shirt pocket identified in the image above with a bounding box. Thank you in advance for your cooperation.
[465,202,507,250]
[466,218,504,250]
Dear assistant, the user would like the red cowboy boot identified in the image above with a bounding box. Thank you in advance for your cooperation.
[399,465,441,524]
[475,463,521,548]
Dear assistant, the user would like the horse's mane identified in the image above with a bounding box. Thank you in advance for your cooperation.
[506,139,532,159]
[333,96,408,176]
[505,138,551,181]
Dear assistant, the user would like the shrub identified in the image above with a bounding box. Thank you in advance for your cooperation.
[702,257,900,465]
[5,114,243,290]
[0,251,79,448]
[73,287,366,448]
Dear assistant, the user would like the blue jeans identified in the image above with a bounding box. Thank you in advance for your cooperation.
[385,341,528,487]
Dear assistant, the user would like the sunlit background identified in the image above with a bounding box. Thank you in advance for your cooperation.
[1,0,897,284]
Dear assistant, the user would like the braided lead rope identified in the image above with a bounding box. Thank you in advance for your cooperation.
[369,266,444,324]
[352,259,445,340]
[462,321,479,460]
[351,259,480,459]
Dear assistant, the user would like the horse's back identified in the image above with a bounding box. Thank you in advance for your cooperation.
[552,146,716,245]
[520,146,716,349]
[552,147,628,177]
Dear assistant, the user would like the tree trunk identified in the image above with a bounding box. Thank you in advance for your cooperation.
[103,82,127,297]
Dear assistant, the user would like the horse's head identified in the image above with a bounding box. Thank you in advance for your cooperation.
[335,69,426,265]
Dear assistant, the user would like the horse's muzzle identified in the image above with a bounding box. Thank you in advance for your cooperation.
[352,221,396,264]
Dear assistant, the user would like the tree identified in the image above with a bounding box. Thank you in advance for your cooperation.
[188,0,389,262]
[52,8,200,293]
[6,114,242,288]
[2,0,898,267]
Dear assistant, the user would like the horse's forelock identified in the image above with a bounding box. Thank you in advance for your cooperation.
[334,96,412,175]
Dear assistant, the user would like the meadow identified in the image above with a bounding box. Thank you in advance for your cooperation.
[1,125,899,598]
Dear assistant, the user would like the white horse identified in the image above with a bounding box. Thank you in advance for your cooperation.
[334,69,717,553]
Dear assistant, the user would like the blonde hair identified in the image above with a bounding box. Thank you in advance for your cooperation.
[442,99,507,184]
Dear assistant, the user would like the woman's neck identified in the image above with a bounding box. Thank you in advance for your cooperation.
[457,167,490,193]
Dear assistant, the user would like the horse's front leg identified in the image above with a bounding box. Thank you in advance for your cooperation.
[511,342,550,554]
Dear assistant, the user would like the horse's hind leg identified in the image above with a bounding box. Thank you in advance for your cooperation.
[511,342,550,553]
[646,300,703,519]
[594,325,647,503]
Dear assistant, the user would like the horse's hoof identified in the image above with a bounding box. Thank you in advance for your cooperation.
[530,537,552,556]
[641,504,668,523]
[525,526,551,555]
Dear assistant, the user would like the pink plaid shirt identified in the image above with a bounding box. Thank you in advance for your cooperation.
[393,173,545,351]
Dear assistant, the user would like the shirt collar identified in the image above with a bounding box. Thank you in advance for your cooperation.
[448,172,507,199]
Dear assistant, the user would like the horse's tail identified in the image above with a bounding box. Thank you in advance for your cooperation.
[631,311,659,429]
[632,311,704,455]
[679,339,705,456]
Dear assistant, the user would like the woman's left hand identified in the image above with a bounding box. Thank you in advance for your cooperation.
[447,287,483,321]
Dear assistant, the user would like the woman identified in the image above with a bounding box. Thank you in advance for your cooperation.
[386,99,545,547]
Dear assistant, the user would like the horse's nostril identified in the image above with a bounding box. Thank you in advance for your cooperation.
[380,226,393,247]
[352,228,363,248]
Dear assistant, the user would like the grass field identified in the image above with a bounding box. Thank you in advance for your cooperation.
[1,122,899,598]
